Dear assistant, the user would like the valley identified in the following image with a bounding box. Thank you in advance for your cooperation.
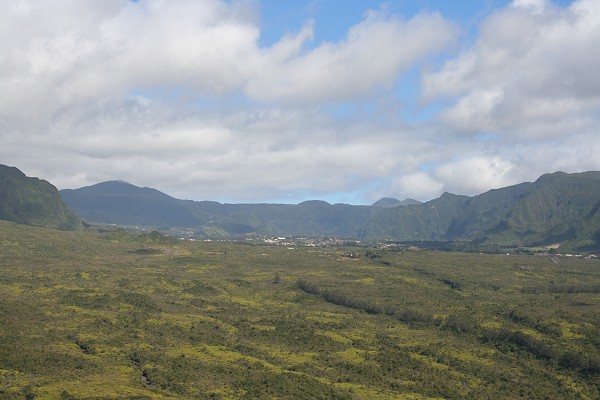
[0,221,598,399]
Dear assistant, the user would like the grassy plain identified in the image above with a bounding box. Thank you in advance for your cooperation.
[0,220,598,399]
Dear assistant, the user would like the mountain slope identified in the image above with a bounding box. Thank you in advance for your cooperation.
[481,172,600,249]
[362,192,473,241]
[61,182,375,237]
[363,172,600,250]
[60,181,204,228]
[60,171,600,250]
[0,165,82,230]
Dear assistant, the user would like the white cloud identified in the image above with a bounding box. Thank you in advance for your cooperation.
[389,172,444,201]
[1,0,599,205]
[434,156,515,196]
[246,11,457,103]
[423,0,600,140]
[440,88,505,134]
[0,0,462,203]
[0,0,457,127]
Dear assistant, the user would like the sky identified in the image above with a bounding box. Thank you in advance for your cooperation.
[1,0,599,205]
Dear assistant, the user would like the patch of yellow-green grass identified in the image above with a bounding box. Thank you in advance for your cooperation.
[217,295,261,308]
[317,323,376,345]
[358,265,388,271]
[51,340,119,359]
[385,324,437,345]
[155,278,185,292]
[0,283,25,295]
[251,324,276,331]
[263,299,297,308]
[186,263,223,272]
[241,272,274,282]
[169,345,284,373]
[556,374,592,399]
[148,313,238,335]
[44,307,114,330]
[507,284,524,292]
[31,286,56,295]
[205,388,248,400]
[480,320,503,330]
[305,270,328,276]
[255,345,318,365]
[319,379,445,400]
[0,368,23,390]
[438,348,496,367]
[336,348,373,364]
[51,283,92,291]
[79,272,91,279]
[354,277,376,285]
[518,328,545,340]
[395,276,419,284]
[306,311,352,324]
[410,353,449,370]
[35,366,164,400]
[344,327,374,342]
[316,329,353,344]
[548,320,585,339]
[46,342,87,358]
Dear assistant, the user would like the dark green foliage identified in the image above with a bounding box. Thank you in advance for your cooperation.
[488,171,600,249]
[480,328,560,360]
[0,221,598,399]
[0,164,82,230]
[365,172,600,250]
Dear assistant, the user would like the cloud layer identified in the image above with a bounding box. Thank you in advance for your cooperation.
[1,0,598,203]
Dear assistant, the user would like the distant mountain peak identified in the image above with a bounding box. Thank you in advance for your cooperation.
[298,200,331,206]
[372,197,422,208]
[57,170,600,251]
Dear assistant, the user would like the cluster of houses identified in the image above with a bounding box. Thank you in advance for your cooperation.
[262,236,361,247]
[554,253,597,259]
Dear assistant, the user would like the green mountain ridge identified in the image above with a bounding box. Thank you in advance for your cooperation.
[2,164,598,250]
[482,171,600,249]
[59,170,600,251]
[0,165,83,231]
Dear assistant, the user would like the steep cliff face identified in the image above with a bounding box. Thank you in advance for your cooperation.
[0,165,83,230]
[482,171,600,249]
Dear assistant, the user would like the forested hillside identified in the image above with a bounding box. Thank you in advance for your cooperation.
[60,171,600,251]
[0,165,82,230]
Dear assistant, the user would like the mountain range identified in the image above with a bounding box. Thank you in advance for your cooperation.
[1,164,598,251]
[58,170,600,251]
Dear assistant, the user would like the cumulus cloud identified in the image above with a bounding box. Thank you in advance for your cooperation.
[246,11,457,103]
[0,0,456,124]
[433,156,515,196]
[388,172,444,201]
[0,0,461,203]
[0,0,598,204]
[423,0,600,139]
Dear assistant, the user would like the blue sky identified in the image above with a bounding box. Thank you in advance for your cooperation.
[1,0,598,204]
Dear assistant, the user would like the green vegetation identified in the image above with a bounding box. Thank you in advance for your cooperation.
[0,165,83,231]
[60,171,600,251]
[0,220,598,399]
